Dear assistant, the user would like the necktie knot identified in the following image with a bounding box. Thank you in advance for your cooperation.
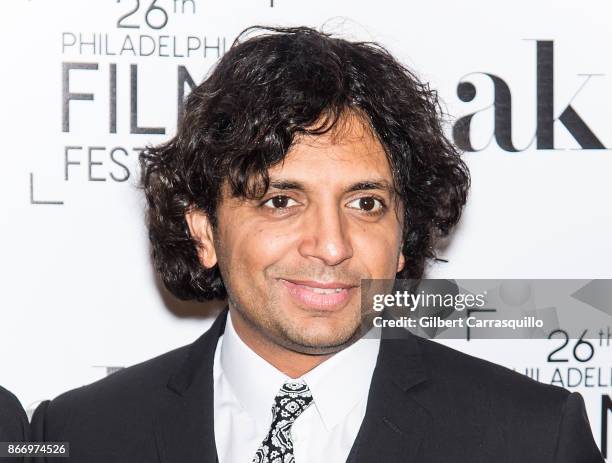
[271,381,313,423]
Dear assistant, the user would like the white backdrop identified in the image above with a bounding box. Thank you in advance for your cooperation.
[1,0,610,457]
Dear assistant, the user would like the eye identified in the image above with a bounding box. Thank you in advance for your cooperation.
[346,196,386,213]
[262,195,299,209]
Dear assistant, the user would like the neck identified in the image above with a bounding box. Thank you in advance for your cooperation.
[229,308,336,378]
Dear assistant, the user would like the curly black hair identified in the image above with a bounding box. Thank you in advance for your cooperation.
[139,25,470,302]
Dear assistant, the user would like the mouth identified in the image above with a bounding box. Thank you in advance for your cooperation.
[278,278,358,311]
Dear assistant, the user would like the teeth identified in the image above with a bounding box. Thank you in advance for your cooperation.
[306,286,343,294]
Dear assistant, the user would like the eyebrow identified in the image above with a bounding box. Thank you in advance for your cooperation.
[267,179,395,195]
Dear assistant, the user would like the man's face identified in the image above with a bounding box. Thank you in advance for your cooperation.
[188,113,405,354]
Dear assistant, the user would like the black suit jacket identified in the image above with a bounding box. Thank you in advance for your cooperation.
[0,385,29,463]
[31,308,604,462]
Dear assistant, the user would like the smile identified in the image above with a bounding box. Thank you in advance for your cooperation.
[279,278,356,310]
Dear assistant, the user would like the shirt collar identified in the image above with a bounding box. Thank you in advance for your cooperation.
[302,327,380,430]
[220,312,289,432]
[220,311,381,432]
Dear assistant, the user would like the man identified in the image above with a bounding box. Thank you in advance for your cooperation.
[0,385,29,463]
[32,26,603,462]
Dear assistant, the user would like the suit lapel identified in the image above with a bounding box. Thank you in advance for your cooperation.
[154,307,228,463]
[347,324,432,463]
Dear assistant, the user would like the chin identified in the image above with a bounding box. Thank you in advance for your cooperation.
[284,317,360,351]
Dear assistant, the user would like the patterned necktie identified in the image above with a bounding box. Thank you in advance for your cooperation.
[252,381,314,463]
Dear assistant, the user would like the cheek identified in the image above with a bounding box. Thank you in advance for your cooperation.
[351,224,402,276]
[224,225,294,276]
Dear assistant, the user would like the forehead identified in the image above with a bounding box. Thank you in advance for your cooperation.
[269,112,392,183]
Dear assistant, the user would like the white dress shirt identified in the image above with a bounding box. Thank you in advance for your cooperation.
[213,312,381,463]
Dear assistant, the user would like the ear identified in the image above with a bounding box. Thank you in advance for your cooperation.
[185,208,218,268]
[396,252,406,273]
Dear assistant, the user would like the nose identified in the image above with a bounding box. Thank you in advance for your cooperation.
[297,202,353,266]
